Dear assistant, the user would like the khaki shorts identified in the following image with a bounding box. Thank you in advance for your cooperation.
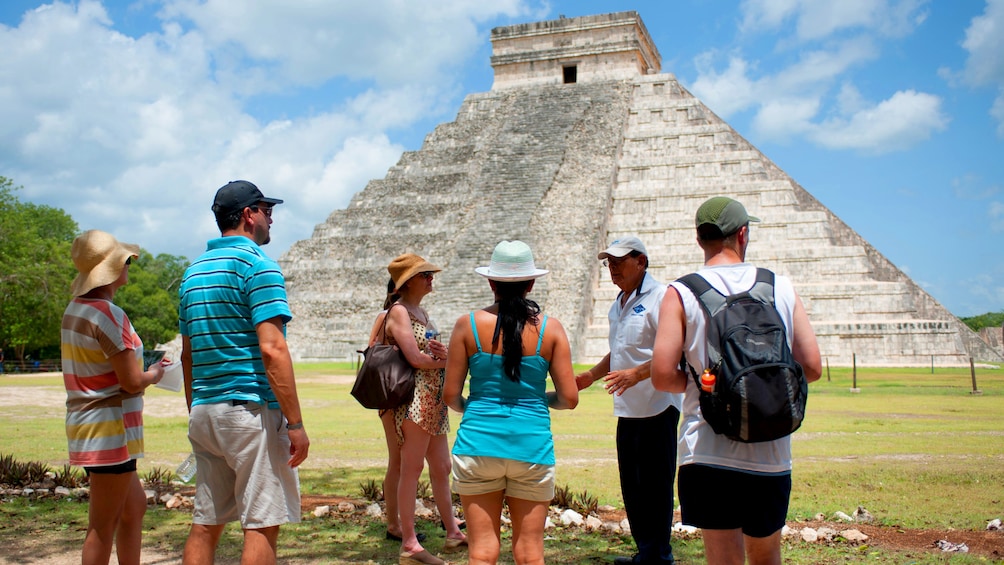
[189,401,300,529]
[451,454,555,502]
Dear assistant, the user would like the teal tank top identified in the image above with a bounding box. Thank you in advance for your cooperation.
[451,313,554,465]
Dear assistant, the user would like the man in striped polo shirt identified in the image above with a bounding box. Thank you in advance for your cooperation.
[179,180,310,565]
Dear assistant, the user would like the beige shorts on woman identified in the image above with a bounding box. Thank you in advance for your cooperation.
[451,454,555,501]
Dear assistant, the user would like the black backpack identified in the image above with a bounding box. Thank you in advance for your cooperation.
[676,268,807,443]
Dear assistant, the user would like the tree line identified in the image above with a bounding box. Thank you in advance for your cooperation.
[0,177,187,369]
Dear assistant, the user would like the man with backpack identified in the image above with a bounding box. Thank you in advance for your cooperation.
[652,196,821,565]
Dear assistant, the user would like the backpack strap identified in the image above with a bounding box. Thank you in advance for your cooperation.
[748,268,776,306]
[675,273,728,383]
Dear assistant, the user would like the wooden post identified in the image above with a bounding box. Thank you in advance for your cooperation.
[970,357,982,395]
[850,353,860,393]
[931,355,934,374]
[826,358,831,382]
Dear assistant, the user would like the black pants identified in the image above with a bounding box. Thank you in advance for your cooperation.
[617,404,680,563]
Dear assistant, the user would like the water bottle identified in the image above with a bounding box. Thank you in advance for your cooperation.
[699,368,716,393]
[424,319,440,354]
[176,453,197,483]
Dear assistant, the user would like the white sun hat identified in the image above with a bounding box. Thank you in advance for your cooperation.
[475,240,549,282]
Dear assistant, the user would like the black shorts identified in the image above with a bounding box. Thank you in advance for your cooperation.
[678,463,791,538]
[84,459,137,475]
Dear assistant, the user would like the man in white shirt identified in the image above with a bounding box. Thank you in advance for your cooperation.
[577,236,683,565]
[652,197,821,565]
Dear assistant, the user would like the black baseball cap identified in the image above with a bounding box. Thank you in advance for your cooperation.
[212,180,284,216]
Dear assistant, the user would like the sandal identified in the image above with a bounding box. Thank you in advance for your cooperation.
[443,537,468,552]
[399,549,446,565]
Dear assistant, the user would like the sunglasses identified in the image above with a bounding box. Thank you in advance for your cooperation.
[418,272,435,280]
[250,204,273,218]
[125,257,132,266]
[602,252,640,267]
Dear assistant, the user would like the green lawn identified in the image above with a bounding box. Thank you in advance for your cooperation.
[1,363,1001,563]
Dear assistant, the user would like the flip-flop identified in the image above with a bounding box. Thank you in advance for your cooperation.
[399,549,445,565]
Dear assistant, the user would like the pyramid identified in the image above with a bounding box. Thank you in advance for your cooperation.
[280,11,1001,366]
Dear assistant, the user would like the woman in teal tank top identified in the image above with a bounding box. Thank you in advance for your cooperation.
[445,241,578,565]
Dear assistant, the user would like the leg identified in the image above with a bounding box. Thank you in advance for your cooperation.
[505,496,549,565]
[460,492,504,565]
[182,524,225,565]
[241,525,280,565]
[744,531,782,565]
[81,471,134,565]
[617,407,679,563]
[700,529,745,565]
[425,434,464,540]
[113,473,149,565]
[381,410,404,536]
[398,420,432,554]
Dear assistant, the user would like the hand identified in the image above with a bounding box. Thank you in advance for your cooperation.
[574,371,596,391]
[149,363,166,385]
[427,339,448,360]
[287,427,310,468]
[602,368,642,396]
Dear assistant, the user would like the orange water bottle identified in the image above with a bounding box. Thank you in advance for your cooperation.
[700,368,716,393]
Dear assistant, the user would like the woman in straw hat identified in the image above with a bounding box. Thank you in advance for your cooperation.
[383,253,466,565]
[444,240,579,565]
[60,230,165,565]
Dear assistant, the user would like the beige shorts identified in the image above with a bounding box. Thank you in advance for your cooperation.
[451,454,555,502]
[188,401,300,529]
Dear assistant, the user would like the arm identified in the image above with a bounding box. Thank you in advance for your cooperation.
[544,319,578,410]
[575,353,609,391]
[367,311,387,347]
[111,349,164,394]
[256,317,310,468]
[182,335,193,411]
[651,286,688,393]
[790,293,822,383]
[385,305,446,370]
[443,315,471,413]
[602,360,652,396]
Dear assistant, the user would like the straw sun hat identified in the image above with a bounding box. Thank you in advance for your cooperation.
[475,240,549,282]
[387,253,442,292]
[70,230,141,297]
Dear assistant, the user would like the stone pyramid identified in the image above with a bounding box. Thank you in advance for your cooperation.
[280,11,1001,366]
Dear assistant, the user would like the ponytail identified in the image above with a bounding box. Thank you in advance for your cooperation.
[382,278,400,310]
[491,281,541,382]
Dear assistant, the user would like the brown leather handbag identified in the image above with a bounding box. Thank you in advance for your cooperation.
[351,305,416,409]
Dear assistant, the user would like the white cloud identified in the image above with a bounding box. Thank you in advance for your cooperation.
[810,90,948,152]
[740,0,929,40]
[0,0,533,260]
[689,55,759,117]
[960,0,1004,135]
[991,201,1004,232]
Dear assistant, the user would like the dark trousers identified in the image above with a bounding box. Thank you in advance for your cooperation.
[617,404,680,563]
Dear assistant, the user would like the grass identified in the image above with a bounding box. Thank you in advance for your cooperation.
[1,363,1002,563]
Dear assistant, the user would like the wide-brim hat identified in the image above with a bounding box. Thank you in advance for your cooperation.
[475,240,549,282]
[70,230,141,297]
[388,253,442,291]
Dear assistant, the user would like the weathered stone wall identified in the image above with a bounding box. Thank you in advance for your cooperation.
[281,81,632,360]
[279,11,1002,367]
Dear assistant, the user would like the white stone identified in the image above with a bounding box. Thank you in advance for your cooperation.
[800,528,818,542]
[833,511,853,522]
[987,518,1002,531]
[602,521,622,533]
[54,486,71,496]
[585,516,604,531]
[313,505,331,517]
[781,525,797,537]
[598,504,617,513]
[165,494,185,509]
[672,522,697,535]
[560,509,584,527]
[365,503,383,517]
[620,518,631,535]
[817,527,837,541]
[852,506,874,523]
[840,529,869,542]
[337,501,355,512]
[543,516,554,530]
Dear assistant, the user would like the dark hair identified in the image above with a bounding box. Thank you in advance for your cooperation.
[215,209,244,232]
[382,278,400,310]
[492,280,541,382]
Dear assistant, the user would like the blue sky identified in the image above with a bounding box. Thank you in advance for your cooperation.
[1,1,1002,317]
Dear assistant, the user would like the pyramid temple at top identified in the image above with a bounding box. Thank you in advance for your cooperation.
[280,11,1001,366]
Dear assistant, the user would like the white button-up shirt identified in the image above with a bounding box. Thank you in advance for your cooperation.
[609,272,684,418]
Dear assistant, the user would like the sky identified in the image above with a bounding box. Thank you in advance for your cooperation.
[1,0,1002,318]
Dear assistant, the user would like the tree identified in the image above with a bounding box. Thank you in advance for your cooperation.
[116,251,188,347]
[961,311,1004,332]
[0,178,78,365]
